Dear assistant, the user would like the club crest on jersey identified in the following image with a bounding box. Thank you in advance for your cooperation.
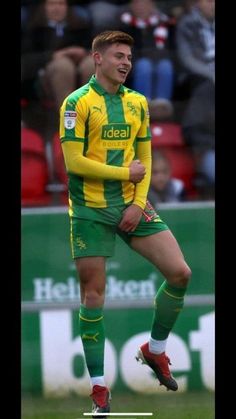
[127,101,138,116]
[64,111,77,129]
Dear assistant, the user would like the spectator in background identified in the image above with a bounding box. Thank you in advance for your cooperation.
[148,150,186,207]
[176,0,215,89]
[119,0,176,120]
[70,0,91,23]
[176,0,215,199]
[181,79,215,199]
[21,0,94,110]
[21,0,41,34]
[169,0,197,21]
[87,0,128,35]
[21,4,29,29]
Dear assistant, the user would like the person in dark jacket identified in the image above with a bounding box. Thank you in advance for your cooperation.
[176,0,215,89]
[119,0,176,120]
[176,0,215,199]
[21,0,94,109]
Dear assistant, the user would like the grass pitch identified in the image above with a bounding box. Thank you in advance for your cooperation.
[22,390,214,419]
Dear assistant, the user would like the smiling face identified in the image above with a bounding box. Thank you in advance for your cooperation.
[93,42,132,92]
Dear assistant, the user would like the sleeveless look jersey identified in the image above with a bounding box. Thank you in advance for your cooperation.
[59,75,151,208]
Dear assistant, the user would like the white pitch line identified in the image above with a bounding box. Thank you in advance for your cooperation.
[83,413,153,416]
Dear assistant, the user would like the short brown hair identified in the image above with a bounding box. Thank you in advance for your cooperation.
[92,30,134,53]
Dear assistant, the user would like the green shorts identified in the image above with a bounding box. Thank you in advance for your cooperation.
[70,201,169,259]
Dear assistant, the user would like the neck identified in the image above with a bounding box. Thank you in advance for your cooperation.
[95,72,120,95]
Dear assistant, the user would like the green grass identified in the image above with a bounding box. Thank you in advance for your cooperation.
[22,390,215,419]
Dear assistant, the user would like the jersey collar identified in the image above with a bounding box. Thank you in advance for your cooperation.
[89,75,125,96]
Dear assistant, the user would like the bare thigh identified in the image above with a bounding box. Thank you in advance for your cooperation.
[130,230,191,285]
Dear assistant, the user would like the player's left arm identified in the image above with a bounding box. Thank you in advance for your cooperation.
[132,139,151,210]
[133,97,152,210]
[118,98,152,233]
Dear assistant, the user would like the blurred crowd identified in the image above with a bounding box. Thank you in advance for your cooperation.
[21,0,215,206]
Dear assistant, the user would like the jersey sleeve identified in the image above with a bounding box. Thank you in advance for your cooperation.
[136,97,152,141]
[132,138,152,209]
[61,141,130,181]
[60,96,129,181]
[59,96,88,142]
[132,97,152,209]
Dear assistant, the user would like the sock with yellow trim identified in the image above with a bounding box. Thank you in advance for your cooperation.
[79,304,105,377]
[151,281,187,340]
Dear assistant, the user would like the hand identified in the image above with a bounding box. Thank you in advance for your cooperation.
[53,47,87,63]
[129,160,146,183]
[64,46,87,61]
[118,204,143,232]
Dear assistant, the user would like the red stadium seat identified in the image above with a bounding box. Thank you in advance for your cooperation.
[151,123,198,197]
[160,147,196,194]
[52,132,67,184]
[151,122,185,147]
[21,128,52,206]
[52,132,68,204]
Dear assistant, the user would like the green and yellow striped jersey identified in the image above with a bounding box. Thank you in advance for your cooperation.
[59,75,151,208]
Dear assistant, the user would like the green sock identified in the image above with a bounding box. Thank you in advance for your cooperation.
[151,281,187,340]
[79,304,105,377]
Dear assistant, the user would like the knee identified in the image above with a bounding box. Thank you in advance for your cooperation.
[81,280,105,307]
[78,265,105,305]
[78,55,95,82]
[156,59,173,76]
[168,264,192,288]
[83,289,105,307]
[135,58,153,74]
[45,56,76,77]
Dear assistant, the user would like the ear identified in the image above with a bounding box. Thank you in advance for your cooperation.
[93,51,102,65]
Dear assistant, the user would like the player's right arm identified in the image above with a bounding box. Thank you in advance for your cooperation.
[60,98,145,183]
[62,141,145,182]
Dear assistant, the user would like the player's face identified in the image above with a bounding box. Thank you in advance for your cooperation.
[95,43,132,85]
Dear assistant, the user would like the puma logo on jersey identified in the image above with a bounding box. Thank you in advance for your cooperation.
[82,332,99,342]
[92,105,102,113]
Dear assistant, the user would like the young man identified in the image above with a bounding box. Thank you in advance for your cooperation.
[59,30,191,416]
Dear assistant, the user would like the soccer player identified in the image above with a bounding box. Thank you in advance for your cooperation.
[59,30,191,416]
